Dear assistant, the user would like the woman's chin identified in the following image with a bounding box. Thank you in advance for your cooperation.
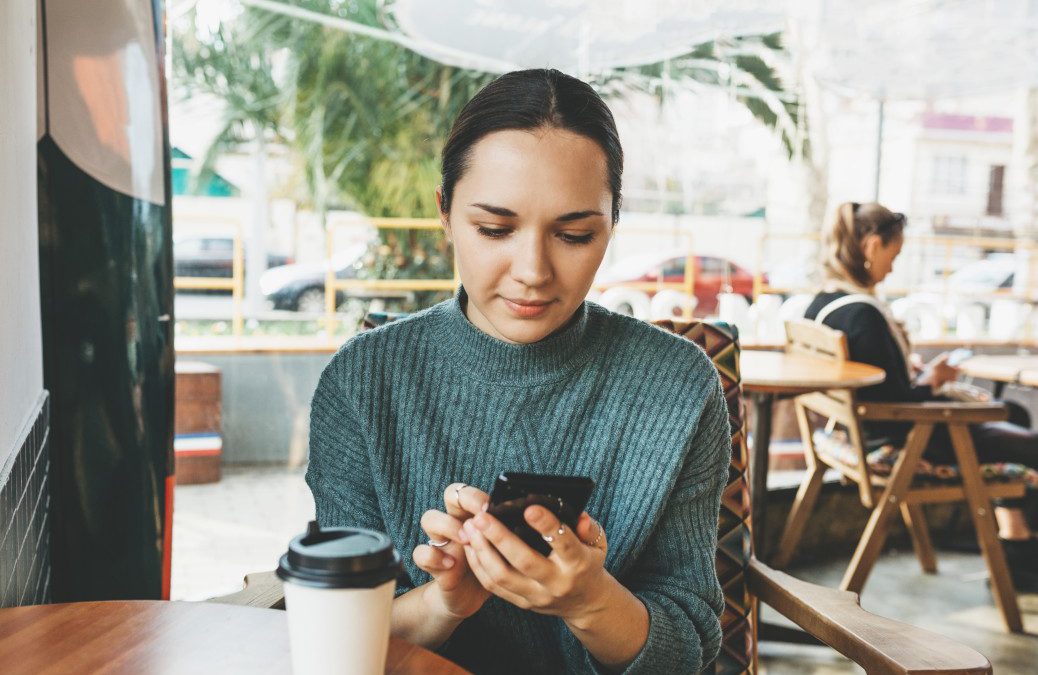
[493,319,558,345]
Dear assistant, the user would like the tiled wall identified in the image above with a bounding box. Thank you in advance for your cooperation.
[0,393,50,608]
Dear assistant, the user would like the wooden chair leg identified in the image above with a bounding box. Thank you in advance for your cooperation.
[900,503,937,574]
[947,425,1023,633]
[841,423,934,594]
[774,464,826,569]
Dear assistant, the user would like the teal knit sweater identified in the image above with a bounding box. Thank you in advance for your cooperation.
[307,289,730,674]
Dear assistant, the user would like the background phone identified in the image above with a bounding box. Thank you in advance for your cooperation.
[488,472,595,556]
[947,348,974,368]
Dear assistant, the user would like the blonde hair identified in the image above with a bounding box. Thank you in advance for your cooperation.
[823,202,906,287]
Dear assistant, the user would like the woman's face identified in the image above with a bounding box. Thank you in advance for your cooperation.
[864,232,904,286]
[437,127,613,344]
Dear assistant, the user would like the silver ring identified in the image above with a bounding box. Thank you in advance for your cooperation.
[428,539,450,548]
[556,526,566,536]
[589,522,604,547]
[454,483,468,510]
[541,534,554,543]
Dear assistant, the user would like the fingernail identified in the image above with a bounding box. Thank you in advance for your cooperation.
[442,556,454,568]
[464,520,476,536]
[473,513,488,529]
[457,526,469,544]
[481,501,489,512]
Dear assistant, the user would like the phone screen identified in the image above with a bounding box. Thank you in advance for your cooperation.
[487,472,595,556]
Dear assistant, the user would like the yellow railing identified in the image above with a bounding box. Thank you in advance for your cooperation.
[321,218,458,332]
[173,217,1038,340]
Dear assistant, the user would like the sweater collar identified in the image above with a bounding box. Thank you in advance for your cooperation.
[435,287,596,385]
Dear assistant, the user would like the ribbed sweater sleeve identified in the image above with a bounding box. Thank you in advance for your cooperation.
[601,376,729,673]
[305,347,385,535]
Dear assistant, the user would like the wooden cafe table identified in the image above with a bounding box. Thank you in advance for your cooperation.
[740,350,886,559]
[0,600,467,674]
[959,353,1038,398]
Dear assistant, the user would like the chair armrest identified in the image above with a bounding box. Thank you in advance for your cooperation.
[747,558,991,674]
[206,570,285,610]
[855,401,1007,424]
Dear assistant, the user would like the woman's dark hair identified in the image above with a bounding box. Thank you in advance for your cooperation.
[823,201,907,287]
[440,68,623,224]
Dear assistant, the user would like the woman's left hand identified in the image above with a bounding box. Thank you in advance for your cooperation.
[459,506,610,621]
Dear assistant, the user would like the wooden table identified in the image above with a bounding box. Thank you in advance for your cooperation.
[741,350,886,559]
[0,601,467,674]
[960,354,1038,396]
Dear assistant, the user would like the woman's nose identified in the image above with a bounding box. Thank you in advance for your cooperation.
[510,235,553,288]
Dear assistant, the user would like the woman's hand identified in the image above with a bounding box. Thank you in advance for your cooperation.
[412,483,492,621]
[460,505,611,624]
[928,352,961,392]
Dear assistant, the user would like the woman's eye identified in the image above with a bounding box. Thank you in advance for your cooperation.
[476,226,511,239]
[560,233,596,245]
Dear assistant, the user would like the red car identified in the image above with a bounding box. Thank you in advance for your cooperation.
[596,254,761,316]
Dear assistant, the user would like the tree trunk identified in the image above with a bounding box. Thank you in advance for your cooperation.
[244,128,270,316]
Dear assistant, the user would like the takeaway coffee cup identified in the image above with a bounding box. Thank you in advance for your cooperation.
[277,521,402,675]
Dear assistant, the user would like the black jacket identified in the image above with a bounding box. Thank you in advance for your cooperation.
[804,291,935,446]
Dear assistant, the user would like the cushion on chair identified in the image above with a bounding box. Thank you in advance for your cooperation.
[653,319,755,674]
[812,429,1038,488]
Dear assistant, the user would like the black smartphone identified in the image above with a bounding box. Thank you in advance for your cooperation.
[487,472,595,556]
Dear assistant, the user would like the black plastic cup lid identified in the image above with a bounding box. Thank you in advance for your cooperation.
[277,521,401,589]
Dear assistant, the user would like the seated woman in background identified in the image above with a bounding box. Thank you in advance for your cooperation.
[307,69,730,673]
[804,201,1038,591]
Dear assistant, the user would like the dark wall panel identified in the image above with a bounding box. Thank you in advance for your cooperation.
[37,0,173,601]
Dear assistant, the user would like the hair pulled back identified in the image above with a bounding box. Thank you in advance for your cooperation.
[439,68,623,224]
[823,202,906,287]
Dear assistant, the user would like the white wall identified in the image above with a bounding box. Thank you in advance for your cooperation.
[911,132,1013,222]
[0,0,44,463]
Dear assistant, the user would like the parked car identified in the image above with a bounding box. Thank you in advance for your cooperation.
[173,235,291,284]
[596,254,762,316]
[920,253,1015,294]
[259,244,412,312]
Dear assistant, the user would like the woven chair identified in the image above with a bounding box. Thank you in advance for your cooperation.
[212,313,993,674]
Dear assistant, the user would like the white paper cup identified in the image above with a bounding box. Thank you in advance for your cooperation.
[283,578,395,675]
[277,522,401,675]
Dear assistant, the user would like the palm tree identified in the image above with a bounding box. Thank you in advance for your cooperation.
[172,7,288,313]
[601,33,804,159]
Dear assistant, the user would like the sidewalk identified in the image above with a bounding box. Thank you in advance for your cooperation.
[171,466,314,601]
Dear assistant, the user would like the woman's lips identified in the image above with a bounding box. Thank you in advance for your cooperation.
[503,297,554,318]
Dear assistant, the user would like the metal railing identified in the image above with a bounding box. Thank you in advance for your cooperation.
[174,217,1038,340]
[754,231,1038,301]
[173,218,706,337]
[172,217,246,335]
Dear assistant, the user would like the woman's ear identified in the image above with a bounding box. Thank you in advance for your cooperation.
[435,186,451,242]
[861,233,882,263]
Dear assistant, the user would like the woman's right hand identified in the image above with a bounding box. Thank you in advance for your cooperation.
[413,483,492,621]
[928,352,961,393]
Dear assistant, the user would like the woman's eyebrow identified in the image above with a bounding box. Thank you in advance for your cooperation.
[556,210,604,222]
[470,203,518,217]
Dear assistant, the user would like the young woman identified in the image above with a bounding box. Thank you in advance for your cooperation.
[805,202,1038,590]
[306,69,730,673]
